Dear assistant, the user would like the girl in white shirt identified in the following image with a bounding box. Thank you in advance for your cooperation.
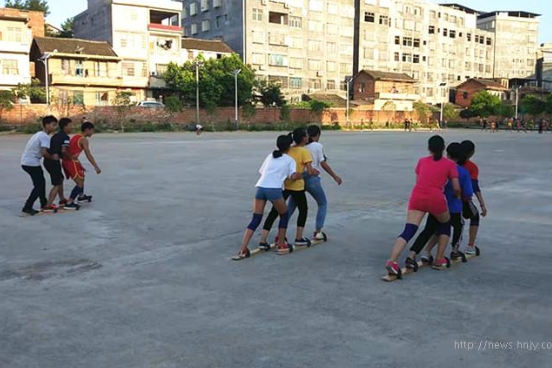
[234,135,302,259]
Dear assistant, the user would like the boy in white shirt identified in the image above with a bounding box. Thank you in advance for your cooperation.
[20,116,59,215]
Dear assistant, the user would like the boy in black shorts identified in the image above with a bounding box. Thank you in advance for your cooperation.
[44,118,80,210]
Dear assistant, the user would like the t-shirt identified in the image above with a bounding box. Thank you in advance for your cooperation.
[412,156,458,199]
[445,165,473,213]
[256,153,296,189]
[464,160,479,180]
[306,141,325,173]
[284,146,313,191]
[21,131,50,167]
[48,131,70,156]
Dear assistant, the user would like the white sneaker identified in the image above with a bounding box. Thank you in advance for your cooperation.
[465,246,477,255]
[313,231,326,241]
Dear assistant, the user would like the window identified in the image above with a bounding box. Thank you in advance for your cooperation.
[327,61,336,72]
[268,54,287,67]
[479,36,484,45]
[443,28,448,37]
[122,62,135,77]
[200,0,209,12]
[467,33,472,42]
[190,2,198,16]
[326,80,336,90]
[0,59,18,75]
[429,26,435,34]
[379,15,390,26]
[326,23,338,35]
[290,16,302,28]
[289,57,302,69]
[309,78,321,90]
[156,64,169,75]
[394,52,400,62]
[340,63,350,73]
[365,12,375,23]
[326,42,337,54]
[95,92,109,106]
[290,37,303,48]
[75,60,84,77]
[308,59,321,71]
[413,39,420,48]
[94,62,108,77]
[202,20,210,32]
[308,20,323,32]
[327,2,339,15]
[308,40,321,52]
[6,26,23,42]
[402,53,412,63]
[413,54,420,64]
[450,30,456,39]
[251,53,264,65]
[290,77,302,89]
[61,59,71,75]
[403,37,413,47]
[395,36,400,45]
[253,31,265,44]
[191,23,198,35]
[486,38,492,46]
[216,15,227,29]
[463,91,469,99]
[252,8,263,21]
[73,91,84,106]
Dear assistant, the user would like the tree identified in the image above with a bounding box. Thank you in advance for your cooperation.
[112,91,134,132]
[413,101,431,124]
[442,103,459,121]
[164,95,183,124]
[5,0,50,15]
[57,17,75,38]
[258,80,285,107]
[545,93,552,115]
[14,79,46,103]
[0,90,16,125]
[460,108,476,121]
[309,100,330,123]
[279,103,291,122]
[163,54,255,109]
[241,102,257,128]
[497,103,514,118]
[520,94,545,116]
[468,91,501,118]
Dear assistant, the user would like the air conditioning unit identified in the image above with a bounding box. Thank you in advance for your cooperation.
[261,0,267,5]
[259,65,266,70]
[317,71,324,77]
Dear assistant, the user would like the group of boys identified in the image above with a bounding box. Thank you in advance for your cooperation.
[20,115,101,216]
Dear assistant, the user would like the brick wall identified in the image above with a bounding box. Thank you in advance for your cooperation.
[0,104,420,128]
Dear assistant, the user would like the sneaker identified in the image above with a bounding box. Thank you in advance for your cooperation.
[432,258,449,271]
[386,260,401,277]
[22,208,39,216]
[465,246,477,255]
[59,199,68,206]
[405,257,419,271]
[64,202,81,211]
[313,231,326,242]
[421,254,434,265]
[41,205,58,213]
[77,195,93,203]
[294,238,311,247]
[258,242,271,251]
[450,250,465,261]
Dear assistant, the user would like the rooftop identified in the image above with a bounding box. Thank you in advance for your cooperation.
[478,11,541,20]
[458,78,509,91]
[439,4,479,15]
[181,38,234,54]
[33,37,119,58]
[358,70,416,83]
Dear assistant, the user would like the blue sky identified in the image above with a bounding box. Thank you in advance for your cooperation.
[1,0,550,43]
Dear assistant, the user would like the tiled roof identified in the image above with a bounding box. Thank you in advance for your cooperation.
[33,37,118,58]
[359,70,416,82]
[181,38,234,54]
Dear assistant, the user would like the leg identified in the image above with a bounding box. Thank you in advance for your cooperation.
[239,199,267,253]
[271,198,289,250]
[22,166,42,210]
[69,177,85,203]
[389,210,426,262]
[434,211,452,261]
[260,191,289,243]
[58,182,67,202]
[409,215,439,257]
[450,213,463,251]
[291,191,308,241]
[468,213,480,248]
[306,176,328,233]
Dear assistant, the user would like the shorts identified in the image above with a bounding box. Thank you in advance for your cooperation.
[408,193,448,218]
[462,200,479,220]
[44,159,64,186]
[255,187,284,202]
[62,160,85,180]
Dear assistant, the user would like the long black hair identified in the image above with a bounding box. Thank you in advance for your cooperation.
[307,125,321,144]
[291,127,307,145]
[273,134,293,158]
[428,135,445,161]
[446,142,466,165]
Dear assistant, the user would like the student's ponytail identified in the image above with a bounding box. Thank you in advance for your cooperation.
[428,135,445,161]
[273,134,293,158]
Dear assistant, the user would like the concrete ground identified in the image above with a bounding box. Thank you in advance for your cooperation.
[1,130,551,368]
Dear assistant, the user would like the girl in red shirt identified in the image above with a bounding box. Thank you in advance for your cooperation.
[386,136,461,277]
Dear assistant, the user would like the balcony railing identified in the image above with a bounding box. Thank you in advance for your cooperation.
[375,92,420,101]
[148,23,183,33]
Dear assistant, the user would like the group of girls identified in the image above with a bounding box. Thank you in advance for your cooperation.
[386,136,487,277]
[236,125,342,259]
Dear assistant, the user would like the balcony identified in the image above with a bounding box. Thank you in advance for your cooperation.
[149,9,182,33]
[0,40,32,54]
[148,23,183,33]
[0,74,31,87]
[375,92,420,101]
[50,74,123,88]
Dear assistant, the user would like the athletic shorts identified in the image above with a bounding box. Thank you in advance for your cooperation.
[462,200,479,220]
[255,187,284,202]
[44,159,64,186]
[62,160,85,180]
[408,193,448,218]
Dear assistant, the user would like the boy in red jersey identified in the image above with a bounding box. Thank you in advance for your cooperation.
[62,121,101,203]
[461,140,487,255]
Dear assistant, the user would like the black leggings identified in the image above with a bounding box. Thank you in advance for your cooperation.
[263,190,308,231]
[410,213,463,255]
[22,165,47,210]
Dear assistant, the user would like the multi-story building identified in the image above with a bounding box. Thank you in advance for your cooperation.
[30,37,123,107]
[181,0,356,103]
[353,70,418,111]
[74,0,184,101]
[536,44,552,91]
[0,7,44,92]
[477,11,540,80]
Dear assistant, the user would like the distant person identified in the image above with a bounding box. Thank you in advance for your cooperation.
[20,116,59,215]
[62,121,101,204]
[196,124,204,136]
[538,119,544,134]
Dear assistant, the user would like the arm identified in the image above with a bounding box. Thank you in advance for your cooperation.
[41,147,59,161]
[81,138,101,174]
[321,161,342,185]
[474,187,487,217]
[451,178,461,199]
[305,162,318,177]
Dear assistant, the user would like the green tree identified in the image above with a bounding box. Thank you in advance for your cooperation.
[14,79,46,103]
[442,103,459,121]
[112,91,134,132]
[413,101,431,124]
[459,108,477,121]
[258,80,285,107]
[0,90,16,125]
[309,100,330,123]
[498,103,515,118]
[545,93,552,115]
[242,102,257,128]
[279,103,291,122]
[57,17,74,38]
[468,91,501,117]
[164,95,183,124]
[5,0,50,15]
[163,54,255,109]
[520,94,545,116]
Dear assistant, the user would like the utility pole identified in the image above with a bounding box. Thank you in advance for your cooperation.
[195,61,203,127]
[233,69,242,131]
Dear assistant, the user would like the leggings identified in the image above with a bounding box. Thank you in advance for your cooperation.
[263,189,308,232]
[410,213,463,255]
[22,165,47,210]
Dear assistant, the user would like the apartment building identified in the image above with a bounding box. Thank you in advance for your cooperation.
[477,11,540,80]
[0,7,44,92]
[182,0,356,102]
[30,37,123,107]
[74,0,184,101]
[536,44,552,91]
